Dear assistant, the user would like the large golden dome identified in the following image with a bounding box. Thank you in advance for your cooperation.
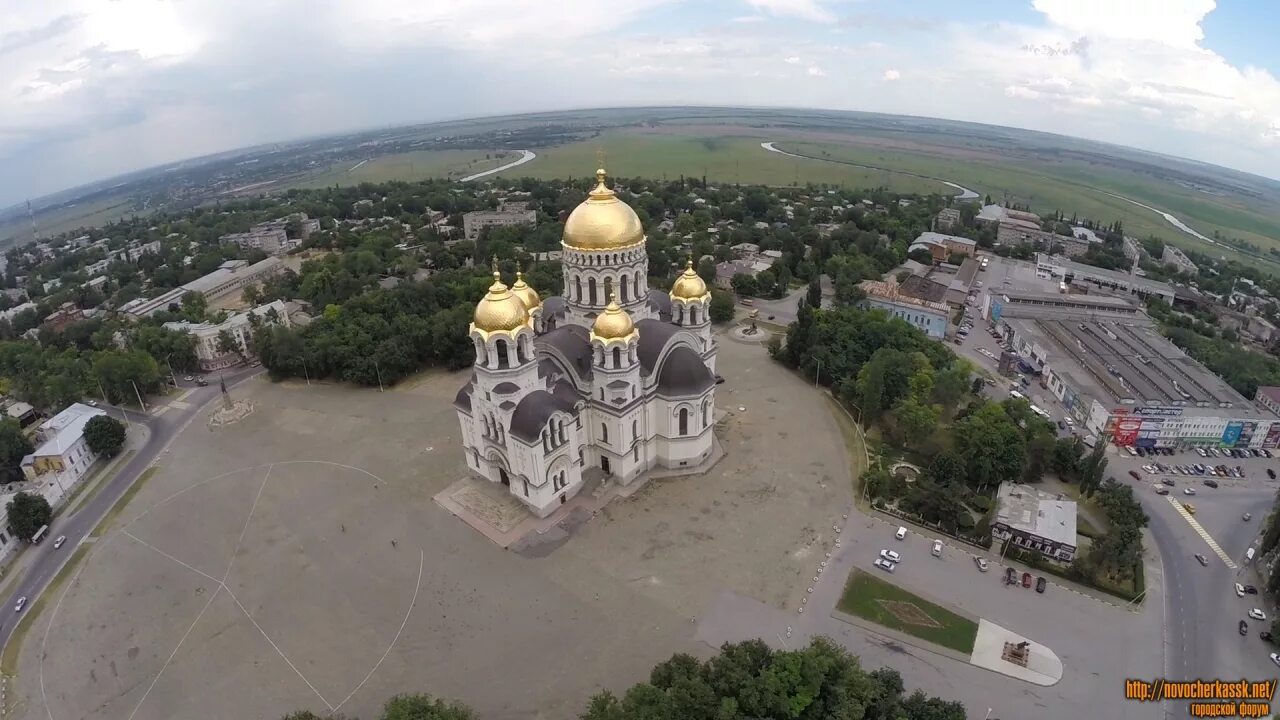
[591,297,637,342]
[511,271,541,311]
[670,260,710,302]
[472,272,530,335]
[563,169,644,251]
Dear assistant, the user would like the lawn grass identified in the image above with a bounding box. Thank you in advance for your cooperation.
[274,149,510,190]
[90,465,159,539]
[0,545,89,675]
[836,569,979,655]
[502,130,951,194]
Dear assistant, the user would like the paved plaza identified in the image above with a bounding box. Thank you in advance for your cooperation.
[13,333,855,720]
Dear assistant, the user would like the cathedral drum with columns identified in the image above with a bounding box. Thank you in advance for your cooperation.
[453,169,719,517]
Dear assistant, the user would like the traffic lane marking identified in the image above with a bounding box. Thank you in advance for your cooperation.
[1167,496,1238,569]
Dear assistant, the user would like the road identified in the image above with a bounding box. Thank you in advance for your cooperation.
[0,366,263,653]
[459,150,536,182]
[1111,452,1280,689]
[760,142,980,200]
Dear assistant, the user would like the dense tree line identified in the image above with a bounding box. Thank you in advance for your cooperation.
[581,638,964,720]
[284,692,474,720]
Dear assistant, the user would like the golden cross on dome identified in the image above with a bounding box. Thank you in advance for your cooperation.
[490,255,499,272]
[595,146,607,171]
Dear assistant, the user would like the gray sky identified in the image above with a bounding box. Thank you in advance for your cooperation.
[2,0,1279,207]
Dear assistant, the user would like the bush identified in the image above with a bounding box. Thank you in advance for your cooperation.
[969,495,992,513]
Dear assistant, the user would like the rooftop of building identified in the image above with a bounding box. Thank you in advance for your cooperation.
[859,279,949,313]
[896,274,949,304]
[915,231,977,248]
[25,402,106,459]
[1038,253,1174,297]
[995,483,1077,548]
[182,257,282,295]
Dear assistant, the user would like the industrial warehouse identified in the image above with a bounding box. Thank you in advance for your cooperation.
[981,258,1280,449]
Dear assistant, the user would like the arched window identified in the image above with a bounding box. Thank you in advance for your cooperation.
[632,420,638,441]
[612,346,622,368]
[601,423,609,443]
[635,271,643,296]
[588,277,598,305]
[690,307,698,324]
[516,335,527,363]
[495,339,510,369]
[678,408,688,435]
[575,275,582,302]
[702,401,709,428]
[604,276,613,302]
[620,274,629,302]
[560,419,567,444]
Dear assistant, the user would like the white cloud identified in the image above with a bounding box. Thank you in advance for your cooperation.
[882,69,901,81]
[784,56,801,64]
[1005,85,1042,99]
[807,65,825,77]
[744,0,835,23]
[1031,0,1215,47]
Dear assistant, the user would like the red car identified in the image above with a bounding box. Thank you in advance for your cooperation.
[1021,572,1032,588]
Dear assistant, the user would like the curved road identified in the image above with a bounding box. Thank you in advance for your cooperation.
[0,366,264,653]
[760,141,980,200]
[460,150,536,182]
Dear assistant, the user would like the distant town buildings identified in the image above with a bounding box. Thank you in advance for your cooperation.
[1161,245,1199,275]
[992,483,1077,562]
[462,209,536,240]
[164,299,291,370]
[42,302,84,331]
[908,232,976,262]
[20,402,109,494]
[119,257,284,319]
[933,207,961,232]
[221,228,289,255]
[857,278,950,339]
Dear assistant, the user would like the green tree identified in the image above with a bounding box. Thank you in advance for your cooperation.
[806,276,822,308]
[380,693,477,720]
[730,273,759,297]
[180,291,208,321]
[1077,440,1109,498]
[216,329,242,360]
[7,492,52,541]
[0,419,34,483]
[696,257,717,286]
[84,415,127,457]
[952,402,1026,492]
[708,290,735,323]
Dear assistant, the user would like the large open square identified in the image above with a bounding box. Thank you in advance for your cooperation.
[12,332,854,720]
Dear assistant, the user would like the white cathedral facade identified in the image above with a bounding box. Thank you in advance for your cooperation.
[454,169,719,517]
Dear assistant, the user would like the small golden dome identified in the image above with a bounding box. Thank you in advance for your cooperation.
[511,271,541,311]
[591,296,636,342]
[563,168,644,251]
[472,272,530,335]
[671,260,709,301]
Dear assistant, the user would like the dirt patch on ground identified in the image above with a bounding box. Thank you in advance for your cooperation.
[877,599,944,628]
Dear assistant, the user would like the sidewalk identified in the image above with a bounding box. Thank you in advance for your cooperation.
[0,425,150,599]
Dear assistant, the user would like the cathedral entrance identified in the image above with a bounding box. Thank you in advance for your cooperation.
[600,456,611,474]
[498,467,510,486]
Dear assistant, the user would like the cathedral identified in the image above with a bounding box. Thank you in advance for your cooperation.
[453,168,719,518]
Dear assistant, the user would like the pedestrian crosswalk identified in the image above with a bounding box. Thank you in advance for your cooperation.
[1167,496,1237,568]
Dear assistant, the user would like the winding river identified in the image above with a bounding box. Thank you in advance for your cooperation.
[760,141,980,200]
[460,150,537,182]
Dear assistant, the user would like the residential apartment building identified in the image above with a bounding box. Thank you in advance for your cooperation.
[20,402,108,495]
[992,483,1077,562]
[1161,245,1199,275]
[221,228,289,254]
[933,207,961,232]
[858,278,950,339]
[462,209,536,240]
[164,300,291,370]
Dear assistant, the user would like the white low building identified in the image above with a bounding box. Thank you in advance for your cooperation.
[20,402,109,500]
[164,300,291,370]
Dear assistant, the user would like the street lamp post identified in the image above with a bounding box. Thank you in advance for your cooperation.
[301,355,311,387]
[374,359,384,393]
[163,353,177,387]
[984,708,993,720]
[130,380,147,412]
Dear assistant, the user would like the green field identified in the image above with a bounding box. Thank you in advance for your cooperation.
[0,194,143,246]
[778,139,1280,263]
[275,149,514,190]
[498,130,952,194]
[837,569,979,654]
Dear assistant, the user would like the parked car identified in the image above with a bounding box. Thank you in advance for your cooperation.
[1021,572,1032,588]
[873,558,896,573]
[1246,585,1259,594]
[1035,577,1046,593]
[1195,554,1209,566]
[1154,485,1169,495]
[1241,620,1250,636]
[975,557,989,572]
[895,526,907,540]
[1204,479,1219,488]
[1271,653,1280,668]
[1129,470,1142,480]
[1005,567,1016,584]
[880,549,901,564]
[1268,469,1277,479]
[1251,608,1268,621]
[1183,487,1196,496]
[53,535,66,549]
[1162,478,1176,486]
[1237,583,1247,597]
[932,540,943,557]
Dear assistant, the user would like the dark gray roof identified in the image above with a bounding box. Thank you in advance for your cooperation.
[635,319,682,376]
[607,379,629,389]
[453,385,472,412]
[499,400,516,411]
[509,390,578,442]
[656,346,715,396]
[542,296,567,319]
[538,359,558,378]
[646,288,672,322]
[897,275,948,304]
[551,378,581,407]
[492,381,520,395]
[538,324,593,381]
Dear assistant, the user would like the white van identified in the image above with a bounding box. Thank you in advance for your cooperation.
[1246,547,1256,564]
[1010,389,1025,400]
[895,526,907,541]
